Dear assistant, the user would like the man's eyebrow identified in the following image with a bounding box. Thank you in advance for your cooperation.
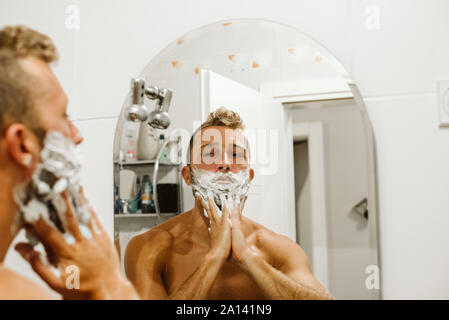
[200,141,218,149]
[232,143,247,150]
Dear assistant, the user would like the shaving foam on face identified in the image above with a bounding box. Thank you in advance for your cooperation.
[12,130,91,242]
[190,167,250,216]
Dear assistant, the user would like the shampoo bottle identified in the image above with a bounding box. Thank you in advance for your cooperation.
[141,175,155,213]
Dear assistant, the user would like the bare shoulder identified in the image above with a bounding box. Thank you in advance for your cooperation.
[247,218,299,248]
[246,219,310,268]
[0,265,58,300]
[256,226,303,252]
[125,225,175,261]
[127,211,193,251]
[124,212,192,275]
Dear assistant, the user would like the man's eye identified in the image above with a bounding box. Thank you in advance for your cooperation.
[233,151,244,158]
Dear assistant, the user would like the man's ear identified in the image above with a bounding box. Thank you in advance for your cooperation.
[5,123,41,170]
[249,168,255,181]
[181,165,192,186]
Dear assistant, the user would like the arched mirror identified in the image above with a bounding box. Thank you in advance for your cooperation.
[112,19,380,300]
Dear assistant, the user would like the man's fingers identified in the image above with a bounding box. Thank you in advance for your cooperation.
[31,218,70,254]
[221,202,230,221]
[14,243,65,290]
[230,206,242,230]
[240,196,247,212]
[24,225,59,266]
[195,194,211,227]
[61,191,83,240]
[207,197,219,223]
[196,194,210,217]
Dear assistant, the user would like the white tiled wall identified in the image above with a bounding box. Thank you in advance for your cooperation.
[365,94,449,299]
[2,0,449,299]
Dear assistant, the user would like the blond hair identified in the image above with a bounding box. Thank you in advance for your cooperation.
[0,25,58,62]
[0,25,58,136]
[200,107,245,130]
[187,107,247,164]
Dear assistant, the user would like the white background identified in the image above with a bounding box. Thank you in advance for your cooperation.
[2,0,449,299]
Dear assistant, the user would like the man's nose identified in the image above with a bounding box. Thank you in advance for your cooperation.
[217,163,231,171]
[69,121,84,145]
[218,151,232,171]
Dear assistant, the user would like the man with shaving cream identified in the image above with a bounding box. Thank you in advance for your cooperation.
[0,25,139,299]
[125,107,332,300]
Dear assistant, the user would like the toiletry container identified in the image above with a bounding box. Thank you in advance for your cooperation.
[122,121,140,161]
[119,169,139,213]
[158,133,170,163]
[114,185,119,214]
[141,174,156,213]
[137,122,159,160]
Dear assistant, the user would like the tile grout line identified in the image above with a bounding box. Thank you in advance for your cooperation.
[72,116,119,122]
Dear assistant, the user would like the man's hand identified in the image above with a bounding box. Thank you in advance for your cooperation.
[161,195,231,299]
[14,190,139,300]
[196,194,231,262]
[229,199,254,264]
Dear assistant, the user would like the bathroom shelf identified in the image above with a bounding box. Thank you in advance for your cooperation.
[114,160,180,167]
[114,213,177,219]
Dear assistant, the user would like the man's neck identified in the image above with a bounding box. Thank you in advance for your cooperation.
[0,171,19,263]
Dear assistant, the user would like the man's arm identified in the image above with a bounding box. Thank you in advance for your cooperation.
[242,233,331,300]
[0,265,60,300]
[231,211,332,300]
[125,229,172,299]
[167,252,227,300]
[168,196,232,300]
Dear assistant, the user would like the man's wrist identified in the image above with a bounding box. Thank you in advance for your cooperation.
[91,272,139,300]
[205,250,227,266]
[237,250,260,274]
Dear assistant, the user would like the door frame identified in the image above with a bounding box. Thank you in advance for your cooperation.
[292,122,329,290]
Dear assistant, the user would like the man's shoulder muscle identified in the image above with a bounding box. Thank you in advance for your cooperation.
[126,227,174,261]
[125,212,193,274]
[252,225,310,268]
[0,265,58,300]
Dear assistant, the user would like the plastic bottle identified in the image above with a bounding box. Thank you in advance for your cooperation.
[158,133,169,163]
[123,121,139,161]
[114,185,119,214]
[137,123,159,160]
[141,175,155,213]
[136,177,141,212]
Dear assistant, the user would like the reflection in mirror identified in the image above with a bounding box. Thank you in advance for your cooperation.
[113,19,380,300]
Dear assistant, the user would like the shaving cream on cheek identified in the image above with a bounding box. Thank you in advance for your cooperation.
[190,167,250,215]
[12,131,91,242]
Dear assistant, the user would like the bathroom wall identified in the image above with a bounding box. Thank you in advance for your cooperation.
[2,0,449,299]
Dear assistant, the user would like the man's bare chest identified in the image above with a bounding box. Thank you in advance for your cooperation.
[163,248,266,299]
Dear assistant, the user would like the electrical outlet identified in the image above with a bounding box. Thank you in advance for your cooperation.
[438,80,449,127]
